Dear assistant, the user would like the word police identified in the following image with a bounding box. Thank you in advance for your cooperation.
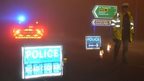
[25,49,59,59]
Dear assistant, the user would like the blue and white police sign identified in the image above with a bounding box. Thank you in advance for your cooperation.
[85,36,101,50]
[22,45,63,79]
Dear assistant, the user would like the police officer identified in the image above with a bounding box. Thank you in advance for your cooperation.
[112,3,134,64]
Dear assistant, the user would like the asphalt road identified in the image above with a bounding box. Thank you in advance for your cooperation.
[1,37,144,81]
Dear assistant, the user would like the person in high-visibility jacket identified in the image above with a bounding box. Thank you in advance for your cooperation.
[111,3,134,64]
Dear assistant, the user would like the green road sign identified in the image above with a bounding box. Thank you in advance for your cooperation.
[92,5,117,19]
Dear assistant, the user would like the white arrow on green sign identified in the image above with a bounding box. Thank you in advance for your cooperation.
[92,5,117,19]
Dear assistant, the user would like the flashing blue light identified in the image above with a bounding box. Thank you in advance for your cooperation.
[18,15,26,24]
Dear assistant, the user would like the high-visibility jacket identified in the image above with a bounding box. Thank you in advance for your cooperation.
[111,12,134,42]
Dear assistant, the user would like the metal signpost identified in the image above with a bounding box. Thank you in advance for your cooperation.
[22,45,63,79]
[85,36,101,50]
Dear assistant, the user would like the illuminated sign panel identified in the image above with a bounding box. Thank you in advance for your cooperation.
[85,36,101,50]
[92,19,111,26]
[13,26,44,39]
[92,5,117,19]
[22,45,63,79]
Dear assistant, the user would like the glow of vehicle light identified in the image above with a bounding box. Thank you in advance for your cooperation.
[14,29,21,35]
[13,27,44,39]
[99,49,104,59]
[107,43,111,52]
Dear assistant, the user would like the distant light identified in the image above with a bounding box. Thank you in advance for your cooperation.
[99,49,104,59]
[99,47,104,59]
[64,58,68,63]
[107,43,111,53]
[17,15,26,24]
[36,21,39,24]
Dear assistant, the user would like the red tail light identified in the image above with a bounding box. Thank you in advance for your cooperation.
[13,26,45,39]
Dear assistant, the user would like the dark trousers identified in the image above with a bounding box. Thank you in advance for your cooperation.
[113,39,129,63]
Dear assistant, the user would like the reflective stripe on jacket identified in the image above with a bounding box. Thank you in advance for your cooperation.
[111,12,134,42]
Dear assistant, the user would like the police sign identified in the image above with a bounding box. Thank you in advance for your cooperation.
[85,36,101,50]
[22,45,63,79]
